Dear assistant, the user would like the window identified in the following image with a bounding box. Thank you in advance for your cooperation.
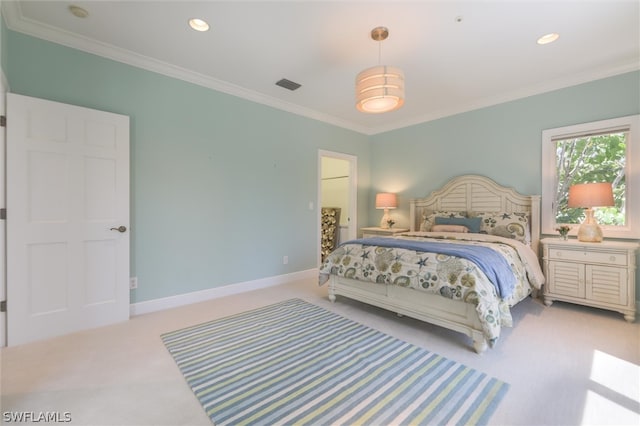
[542,115,640,239]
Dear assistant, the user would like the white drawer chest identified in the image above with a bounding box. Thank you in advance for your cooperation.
[360,227,409,238]
[541,238,639,322]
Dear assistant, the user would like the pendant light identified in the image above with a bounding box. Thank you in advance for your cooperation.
[355,27,405,113]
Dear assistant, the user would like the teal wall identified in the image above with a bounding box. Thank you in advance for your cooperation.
[370,71,640,227]
[5,30,371,303]
[370,71,640,297]
[5,27,640,306]
[1,12,6,74]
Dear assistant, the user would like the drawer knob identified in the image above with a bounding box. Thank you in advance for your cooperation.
[610,256,616,262]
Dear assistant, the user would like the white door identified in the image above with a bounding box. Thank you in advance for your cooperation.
[6,93,130,346]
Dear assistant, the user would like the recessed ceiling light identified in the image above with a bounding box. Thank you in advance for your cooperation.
[189,18,210,32]
[537,33,559,45]
[68,5,89,18]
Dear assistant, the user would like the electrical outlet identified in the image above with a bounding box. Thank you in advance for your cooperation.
[283,256,288,265]
[129,277,138,290]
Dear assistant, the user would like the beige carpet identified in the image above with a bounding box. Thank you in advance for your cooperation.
[1,279,639,425]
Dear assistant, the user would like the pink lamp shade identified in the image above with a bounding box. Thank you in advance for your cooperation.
[375,193,398,209]
[567,182,614,242]
[567,183,614,208]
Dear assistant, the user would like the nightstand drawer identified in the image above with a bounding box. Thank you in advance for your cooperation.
[360,227,409,238]
[548,248,627,266]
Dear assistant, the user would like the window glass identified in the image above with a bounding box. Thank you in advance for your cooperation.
[542,115,639,239]
[554,131,626,226]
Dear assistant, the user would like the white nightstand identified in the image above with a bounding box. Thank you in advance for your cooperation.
[360,227,409,238]
[541,238,639,322]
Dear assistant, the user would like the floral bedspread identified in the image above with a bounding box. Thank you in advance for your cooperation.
[319,233,544,346]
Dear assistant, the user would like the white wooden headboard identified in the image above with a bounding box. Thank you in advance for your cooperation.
[409,175,541,255]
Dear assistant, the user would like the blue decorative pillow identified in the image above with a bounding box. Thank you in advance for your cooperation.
[434,216,482,233]
[420,211,467,231]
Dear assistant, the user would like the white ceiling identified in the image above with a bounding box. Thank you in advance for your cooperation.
[3,1,639,135]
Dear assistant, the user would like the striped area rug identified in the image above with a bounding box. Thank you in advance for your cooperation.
[161,299,508,425]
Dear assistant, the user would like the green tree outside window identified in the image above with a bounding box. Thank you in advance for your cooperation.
[554,132,626,226]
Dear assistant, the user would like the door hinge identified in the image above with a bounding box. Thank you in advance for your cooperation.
[0,115,5,127]
[0,301,6,313]
[0,208,5,220]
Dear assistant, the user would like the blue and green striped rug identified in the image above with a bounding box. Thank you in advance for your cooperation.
[162,298,508,425]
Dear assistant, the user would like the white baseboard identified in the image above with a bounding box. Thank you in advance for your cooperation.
[129,268,318,316]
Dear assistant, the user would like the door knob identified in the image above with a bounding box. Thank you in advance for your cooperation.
[110,226,127,233]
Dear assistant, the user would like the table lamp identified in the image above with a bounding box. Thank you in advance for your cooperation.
[567,182,614,242]
[375,193,397,229]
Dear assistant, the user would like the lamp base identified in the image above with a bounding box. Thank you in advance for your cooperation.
[577,223,603,242]
[380,209,391,229]
[577,208,603,242]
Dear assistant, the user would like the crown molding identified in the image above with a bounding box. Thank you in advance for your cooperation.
[369,60,640,135]
[1,1,369,135]
[3,1,638,137]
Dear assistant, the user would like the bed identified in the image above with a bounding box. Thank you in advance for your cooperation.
[319,175,544,353]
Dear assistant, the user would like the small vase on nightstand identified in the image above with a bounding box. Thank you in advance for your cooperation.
[556,225,570,241]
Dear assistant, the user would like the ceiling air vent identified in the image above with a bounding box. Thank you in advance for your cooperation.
[276,78,301,91]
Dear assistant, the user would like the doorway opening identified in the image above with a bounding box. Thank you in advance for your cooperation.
[318,150,357,266]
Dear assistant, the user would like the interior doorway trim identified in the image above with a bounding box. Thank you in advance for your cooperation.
[317,150,357,267]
